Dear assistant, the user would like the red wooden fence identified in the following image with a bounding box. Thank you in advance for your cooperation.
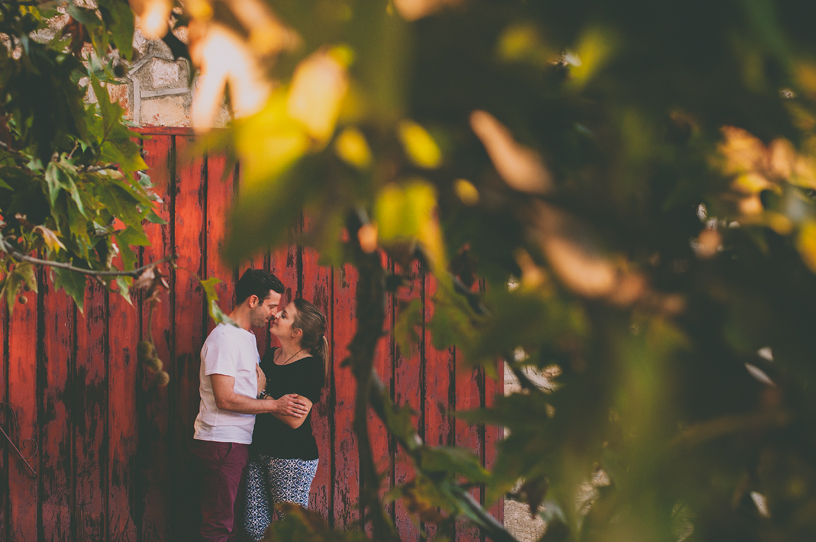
[0,128,503,542]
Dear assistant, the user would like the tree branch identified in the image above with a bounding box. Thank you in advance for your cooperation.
[343,208,518,542]
[345,209,400,542]
[366,374,519,542]
[7,249,175,278]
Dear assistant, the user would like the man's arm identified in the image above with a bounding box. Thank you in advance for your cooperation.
[211,374,309,416]
[268,397,313,428]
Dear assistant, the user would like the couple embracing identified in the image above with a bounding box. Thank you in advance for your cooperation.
[191,269,327,542]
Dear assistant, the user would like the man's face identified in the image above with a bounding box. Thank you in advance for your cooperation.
[249,291,282,328]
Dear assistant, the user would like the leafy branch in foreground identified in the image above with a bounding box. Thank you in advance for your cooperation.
[0,1,164,313]
[261,211,517,542]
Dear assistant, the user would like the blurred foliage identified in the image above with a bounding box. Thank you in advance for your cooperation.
[0,0,234,384]
[180,0,816,539]
[261,503,371,542]
[9,0,816,539]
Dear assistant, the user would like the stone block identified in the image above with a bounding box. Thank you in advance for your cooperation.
[504,499,547,542]
[150,58,181,89]
[140,95,191,127]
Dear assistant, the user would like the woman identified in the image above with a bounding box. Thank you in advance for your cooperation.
[244,298,328,542]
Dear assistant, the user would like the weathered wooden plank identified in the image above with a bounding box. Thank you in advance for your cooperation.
[484,359,504,529]
[301,217,332,522]
[235,164,268,356]
[269,237,299,307]
[136,127,196,136]
[422,276,454,449]
[393,262,422,542]
[366,251,393,536]
[268,233,299,355]
[40,275,73,542]
[107,265,139,542]
[172,135,207,541]
[332,262,359,528]
[74,281,107,541]
[423,272,455,541]
[7,269,39,542]
[205,153,236,334]
[454,356,483,542]
[138,133,174,542]
[0,303,7,541]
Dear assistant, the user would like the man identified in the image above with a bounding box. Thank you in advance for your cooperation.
[192,268,310,542]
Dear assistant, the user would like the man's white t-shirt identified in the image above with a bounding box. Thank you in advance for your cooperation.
[193,323,260,444]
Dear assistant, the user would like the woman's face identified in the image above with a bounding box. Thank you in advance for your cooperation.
[270,301,300,341]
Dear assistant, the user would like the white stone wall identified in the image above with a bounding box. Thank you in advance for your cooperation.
[503,364,548,541]
[122,30,230,127]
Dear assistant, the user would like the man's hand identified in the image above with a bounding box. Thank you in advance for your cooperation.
[256,365,267,396]
[268,394,310,418]
[211,373,277,414]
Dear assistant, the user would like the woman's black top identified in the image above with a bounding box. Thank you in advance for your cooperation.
[252,347,324,460]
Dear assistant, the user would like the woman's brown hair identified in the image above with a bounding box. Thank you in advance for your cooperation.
[292,298,329,384]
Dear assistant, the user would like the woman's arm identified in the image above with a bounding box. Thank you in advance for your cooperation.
[211,374,309,416]
[267,396,313,428]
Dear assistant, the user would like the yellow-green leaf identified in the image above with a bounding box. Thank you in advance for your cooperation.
[334,127,372,169]
[201,277,237,326]
[797,219,816,272]
[33,225,66,253]
[375,179,447,272]
[397,120,442,169]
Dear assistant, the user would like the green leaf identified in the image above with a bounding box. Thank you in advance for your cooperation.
[98,0,134,60]
[101,132,148,173]
[16,262,38,294]
[67,5,109,57]
[116,225,151,247]
[44,161,62,206]
[263,504,371,542]
[52,266,86,313]
[3,272,20,312]
[115,237,137,270]
[44,161,85,216]
[425,279,483,356]
[90,75,127,148]
[144,208,168,225]
[66,4,99,26]
[115,275,133,305]
[96,181,144,225]
[201,277,237,327]
[418,446,490,483]
[394,298,422,359]
[67,203,91,255]
[0,263,36,312]
[380,387,418,451]
[63,173,85,217]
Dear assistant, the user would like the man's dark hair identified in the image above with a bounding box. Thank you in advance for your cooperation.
[235,269,285,305]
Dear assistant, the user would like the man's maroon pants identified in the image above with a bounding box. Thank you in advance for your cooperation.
[192,439,250,542]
